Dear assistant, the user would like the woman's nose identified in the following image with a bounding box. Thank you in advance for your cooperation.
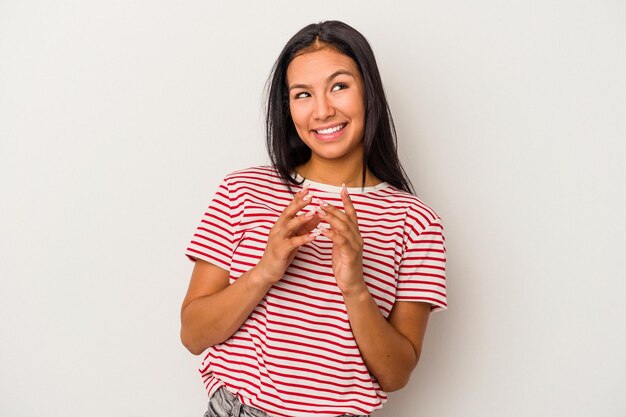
[313,95,335,120]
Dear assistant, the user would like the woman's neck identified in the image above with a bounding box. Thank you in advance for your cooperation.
[295,159,382,188]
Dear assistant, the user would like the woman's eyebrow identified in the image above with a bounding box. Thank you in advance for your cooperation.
[288,70,355,91]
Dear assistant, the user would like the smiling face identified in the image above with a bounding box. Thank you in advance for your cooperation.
[287,48,366,167]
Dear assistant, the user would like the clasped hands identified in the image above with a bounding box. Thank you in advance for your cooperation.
[256,185,368,297]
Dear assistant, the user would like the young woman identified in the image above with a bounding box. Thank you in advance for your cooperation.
[181,20,447,417]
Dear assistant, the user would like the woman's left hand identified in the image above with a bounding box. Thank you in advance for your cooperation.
[317,186,368,296]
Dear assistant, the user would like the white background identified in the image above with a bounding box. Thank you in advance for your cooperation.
[1,1,625,416]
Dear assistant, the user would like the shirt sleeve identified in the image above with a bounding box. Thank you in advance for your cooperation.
[396,213,448,312]
[185,176,235,272]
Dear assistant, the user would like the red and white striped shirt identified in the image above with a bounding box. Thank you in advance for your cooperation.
[185,166,447,417]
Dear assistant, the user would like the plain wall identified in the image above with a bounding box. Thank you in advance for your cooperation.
[1,1,625,416]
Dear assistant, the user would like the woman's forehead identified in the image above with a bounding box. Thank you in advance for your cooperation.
[286,48,360,84]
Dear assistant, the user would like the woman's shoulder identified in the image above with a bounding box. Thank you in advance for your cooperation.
[219,165,294,194]
[221,165,281,182]
[376,185,442,226]
[222,165,275,177]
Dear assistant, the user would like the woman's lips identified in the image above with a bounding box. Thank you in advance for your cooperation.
[312,123,347,141]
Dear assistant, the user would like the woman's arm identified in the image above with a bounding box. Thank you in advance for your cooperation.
[317,188,431,391]
[180,187,321,355]
[180,260,273,355]
[342,291,430,392]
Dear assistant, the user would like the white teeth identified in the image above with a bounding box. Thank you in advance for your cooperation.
[316,124,345,135]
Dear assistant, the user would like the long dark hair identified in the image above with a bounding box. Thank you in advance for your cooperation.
[265,20,415,194]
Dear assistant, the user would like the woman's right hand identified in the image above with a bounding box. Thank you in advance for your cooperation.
[256,187,320,284]
[181,187,321,353]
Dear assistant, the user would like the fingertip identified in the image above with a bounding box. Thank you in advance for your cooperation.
[341,183,350,198]
[302,190,314,202]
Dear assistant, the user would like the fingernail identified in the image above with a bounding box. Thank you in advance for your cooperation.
[342,183,347,194]
[318,208,327,217]
[308,231,320,239]
[303,192,313,201]
[319,200,328,207]
[305,210,315,218]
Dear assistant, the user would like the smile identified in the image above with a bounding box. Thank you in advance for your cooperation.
[313,123,347,135]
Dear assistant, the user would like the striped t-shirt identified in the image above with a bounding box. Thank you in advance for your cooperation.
[185,165,447,417]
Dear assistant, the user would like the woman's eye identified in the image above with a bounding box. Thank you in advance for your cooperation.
[332,82,348,92]
[294,92,310,99]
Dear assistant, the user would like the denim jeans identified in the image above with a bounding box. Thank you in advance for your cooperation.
[204,386,369,417]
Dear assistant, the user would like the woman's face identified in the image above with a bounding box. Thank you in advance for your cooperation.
[286,48,366,165]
